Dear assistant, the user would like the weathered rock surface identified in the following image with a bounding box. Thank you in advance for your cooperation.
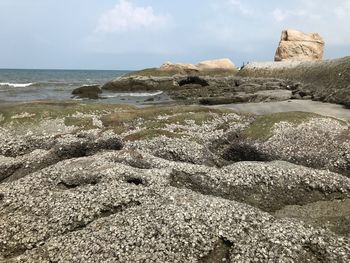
[239,56,350,107]
[218,113,350,176]
[159,61,199,73]
[1,102,350,262]
[101,51,350,107]
[72,85,102,99]
[0,130,123,183]
[275,29,324,61]
[196,58,236,71]
[275,199,350,236]
[102,75,297,105]
[159,58,236,73]
[1,152,350,262]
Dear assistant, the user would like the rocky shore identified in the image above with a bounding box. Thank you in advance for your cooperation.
[101,56,350,108]
[239,56,350,107]
[1,28,350,261]
[0,101,350,262]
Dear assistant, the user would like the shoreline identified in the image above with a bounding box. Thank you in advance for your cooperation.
[1,57,350,261]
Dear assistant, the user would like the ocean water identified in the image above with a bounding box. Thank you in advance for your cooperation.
[0,69,169,104]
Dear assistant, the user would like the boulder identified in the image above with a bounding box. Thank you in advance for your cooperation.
[159,61,199,72]
[197,58,236,71]
[72,85,102,99]
[159,58,237,73]
[274,29,324,61]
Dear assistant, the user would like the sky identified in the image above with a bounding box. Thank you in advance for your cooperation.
[0,0,350,70]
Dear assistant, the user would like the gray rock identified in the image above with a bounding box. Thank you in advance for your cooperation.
[102,74,298,105]
[1,103,350,262]
[0,130,123,183]
[274,199,350,236]
[239,56,350,107]
[222,115,350,176]
[1,153,349,262]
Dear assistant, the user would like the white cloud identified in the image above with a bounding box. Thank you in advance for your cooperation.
[228,0,253,15]
[270,0,350,46]
[272,8,307,22]
[334,1,350,18]
[96,0,169,33]
[334,7,346,18]
[272,8,288,22]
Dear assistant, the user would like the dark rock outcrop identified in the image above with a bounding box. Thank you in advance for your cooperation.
[72,85,102,99]
[102,75,297,105]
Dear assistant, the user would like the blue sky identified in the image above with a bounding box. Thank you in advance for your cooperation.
[1,0,350,70]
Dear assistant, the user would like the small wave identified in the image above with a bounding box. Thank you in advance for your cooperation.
[102,91,163,98]
[80,84,100,87]
[72,97,84,101]
[0,82,33,88]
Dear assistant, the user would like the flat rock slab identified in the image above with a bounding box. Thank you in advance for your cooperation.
[213,99,350,120]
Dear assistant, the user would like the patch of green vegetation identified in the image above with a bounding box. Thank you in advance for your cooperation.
[338,127,350,142]
[64,117,94,129]
[0,101,134,128]
[0,101,238,137]
[242,111,321,140]
[124,129,184,141]
[167,112,214,124]
[102,105,236,132]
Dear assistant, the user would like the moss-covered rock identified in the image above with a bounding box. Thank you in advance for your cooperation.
[219,111,350,176]
[242,111,320,140]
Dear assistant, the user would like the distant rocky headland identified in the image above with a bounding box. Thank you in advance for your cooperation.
[1,29,350,262]
[96,29,350,108]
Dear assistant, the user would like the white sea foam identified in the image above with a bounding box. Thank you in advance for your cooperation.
[0,82,33,88]
[103,91,163,98]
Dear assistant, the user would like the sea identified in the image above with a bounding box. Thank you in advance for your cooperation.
[0,69,169,104]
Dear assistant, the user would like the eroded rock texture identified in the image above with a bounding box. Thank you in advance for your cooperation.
[275,29,324,61]
[0,103,349,262]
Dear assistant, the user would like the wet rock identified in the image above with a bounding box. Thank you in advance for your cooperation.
[178,76,209,87]
[102,70,298,105]
[102,76,176,92]
[72,85,102,99]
